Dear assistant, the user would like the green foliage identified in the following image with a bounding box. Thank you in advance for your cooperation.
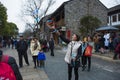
[0,2,7,34]
[0,2,18,37]
[6,22,18,36]
[80,15,101,36]
[1,22,18,36]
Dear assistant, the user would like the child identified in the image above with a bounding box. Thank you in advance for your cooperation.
[38,49,46,68]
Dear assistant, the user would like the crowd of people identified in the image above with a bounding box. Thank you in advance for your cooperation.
[46,20,120,80]
[0,38,18,49]
[0,24,120,80]
[93,32,120,59]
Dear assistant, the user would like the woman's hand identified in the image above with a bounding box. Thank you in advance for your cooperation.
[73,58,76,61]
[56,31,61,36]
[46,22,55,29]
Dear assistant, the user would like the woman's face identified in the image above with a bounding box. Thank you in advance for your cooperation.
[83,37,87,42]
[34,39,37,41]
[72,34,77,41]
[87,37,91,41]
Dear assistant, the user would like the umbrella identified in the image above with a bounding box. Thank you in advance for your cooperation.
[96,26,119,31]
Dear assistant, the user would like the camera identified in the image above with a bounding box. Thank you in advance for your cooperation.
[51,27,62,33]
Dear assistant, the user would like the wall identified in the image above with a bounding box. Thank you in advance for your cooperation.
[65,0,108,35]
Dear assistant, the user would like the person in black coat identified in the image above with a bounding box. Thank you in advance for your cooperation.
[0,50,23,80]
[16,36,29,68]
[49,38,54,56]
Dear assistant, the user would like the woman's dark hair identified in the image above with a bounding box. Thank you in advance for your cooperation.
[75,34,80,41]
[88,36,93,41]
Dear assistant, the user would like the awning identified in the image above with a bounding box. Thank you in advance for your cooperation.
[96,26,119,31]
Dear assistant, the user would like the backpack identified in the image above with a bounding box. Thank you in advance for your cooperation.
[0,62,16,80]
[38,52,46,60]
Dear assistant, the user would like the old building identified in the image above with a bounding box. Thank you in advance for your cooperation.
[65,0,107,36]
[108,5,120,29]
[39,0,108,44]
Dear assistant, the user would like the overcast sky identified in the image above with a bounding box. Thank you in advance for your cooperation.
[0,0,119,33]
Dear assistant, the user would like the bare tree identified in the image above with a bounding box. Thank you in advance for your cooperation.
[23,28,32,37]
[21,0,55,32]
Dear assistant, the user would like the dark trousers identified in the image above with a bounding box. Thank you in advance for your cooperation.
[32,56,39,67]
[82,56,91,70]
[113,51,120,59]
[38,60,45,67]
[12,44,14,49]
[50,48,54,56]
[95,43,99,52]
[18,51,29,67]
[68,64,79,80]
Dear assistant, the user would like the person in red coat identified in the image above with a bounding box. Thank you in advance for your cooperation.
[0,50,23,80]
[115,41,120,59]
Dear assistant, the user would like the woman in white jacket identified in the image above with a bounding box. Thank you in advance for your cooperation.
[30,38,41,68]
[58,32,82,80]
[47,22,82,80]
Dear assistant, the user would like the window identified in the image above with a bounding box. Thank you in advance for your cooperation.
[112,15,117,22]
[118,14,120,21]
[107,17,109,23]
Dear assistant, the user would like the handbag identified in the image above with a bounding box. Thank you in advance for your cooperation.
[84,45,93,56]
[75,59,81,67]
[70,59,81,68]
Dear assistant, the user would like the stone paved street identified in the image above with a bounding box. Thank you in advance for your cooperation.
[1,47,120,80]
[44,48,120,80]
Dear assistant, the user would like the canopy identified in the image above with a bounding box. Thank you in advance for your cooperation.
[96,26,119,31]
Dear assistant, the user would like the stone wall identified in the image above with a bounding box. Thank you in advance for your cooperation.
[65,0,108,34]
